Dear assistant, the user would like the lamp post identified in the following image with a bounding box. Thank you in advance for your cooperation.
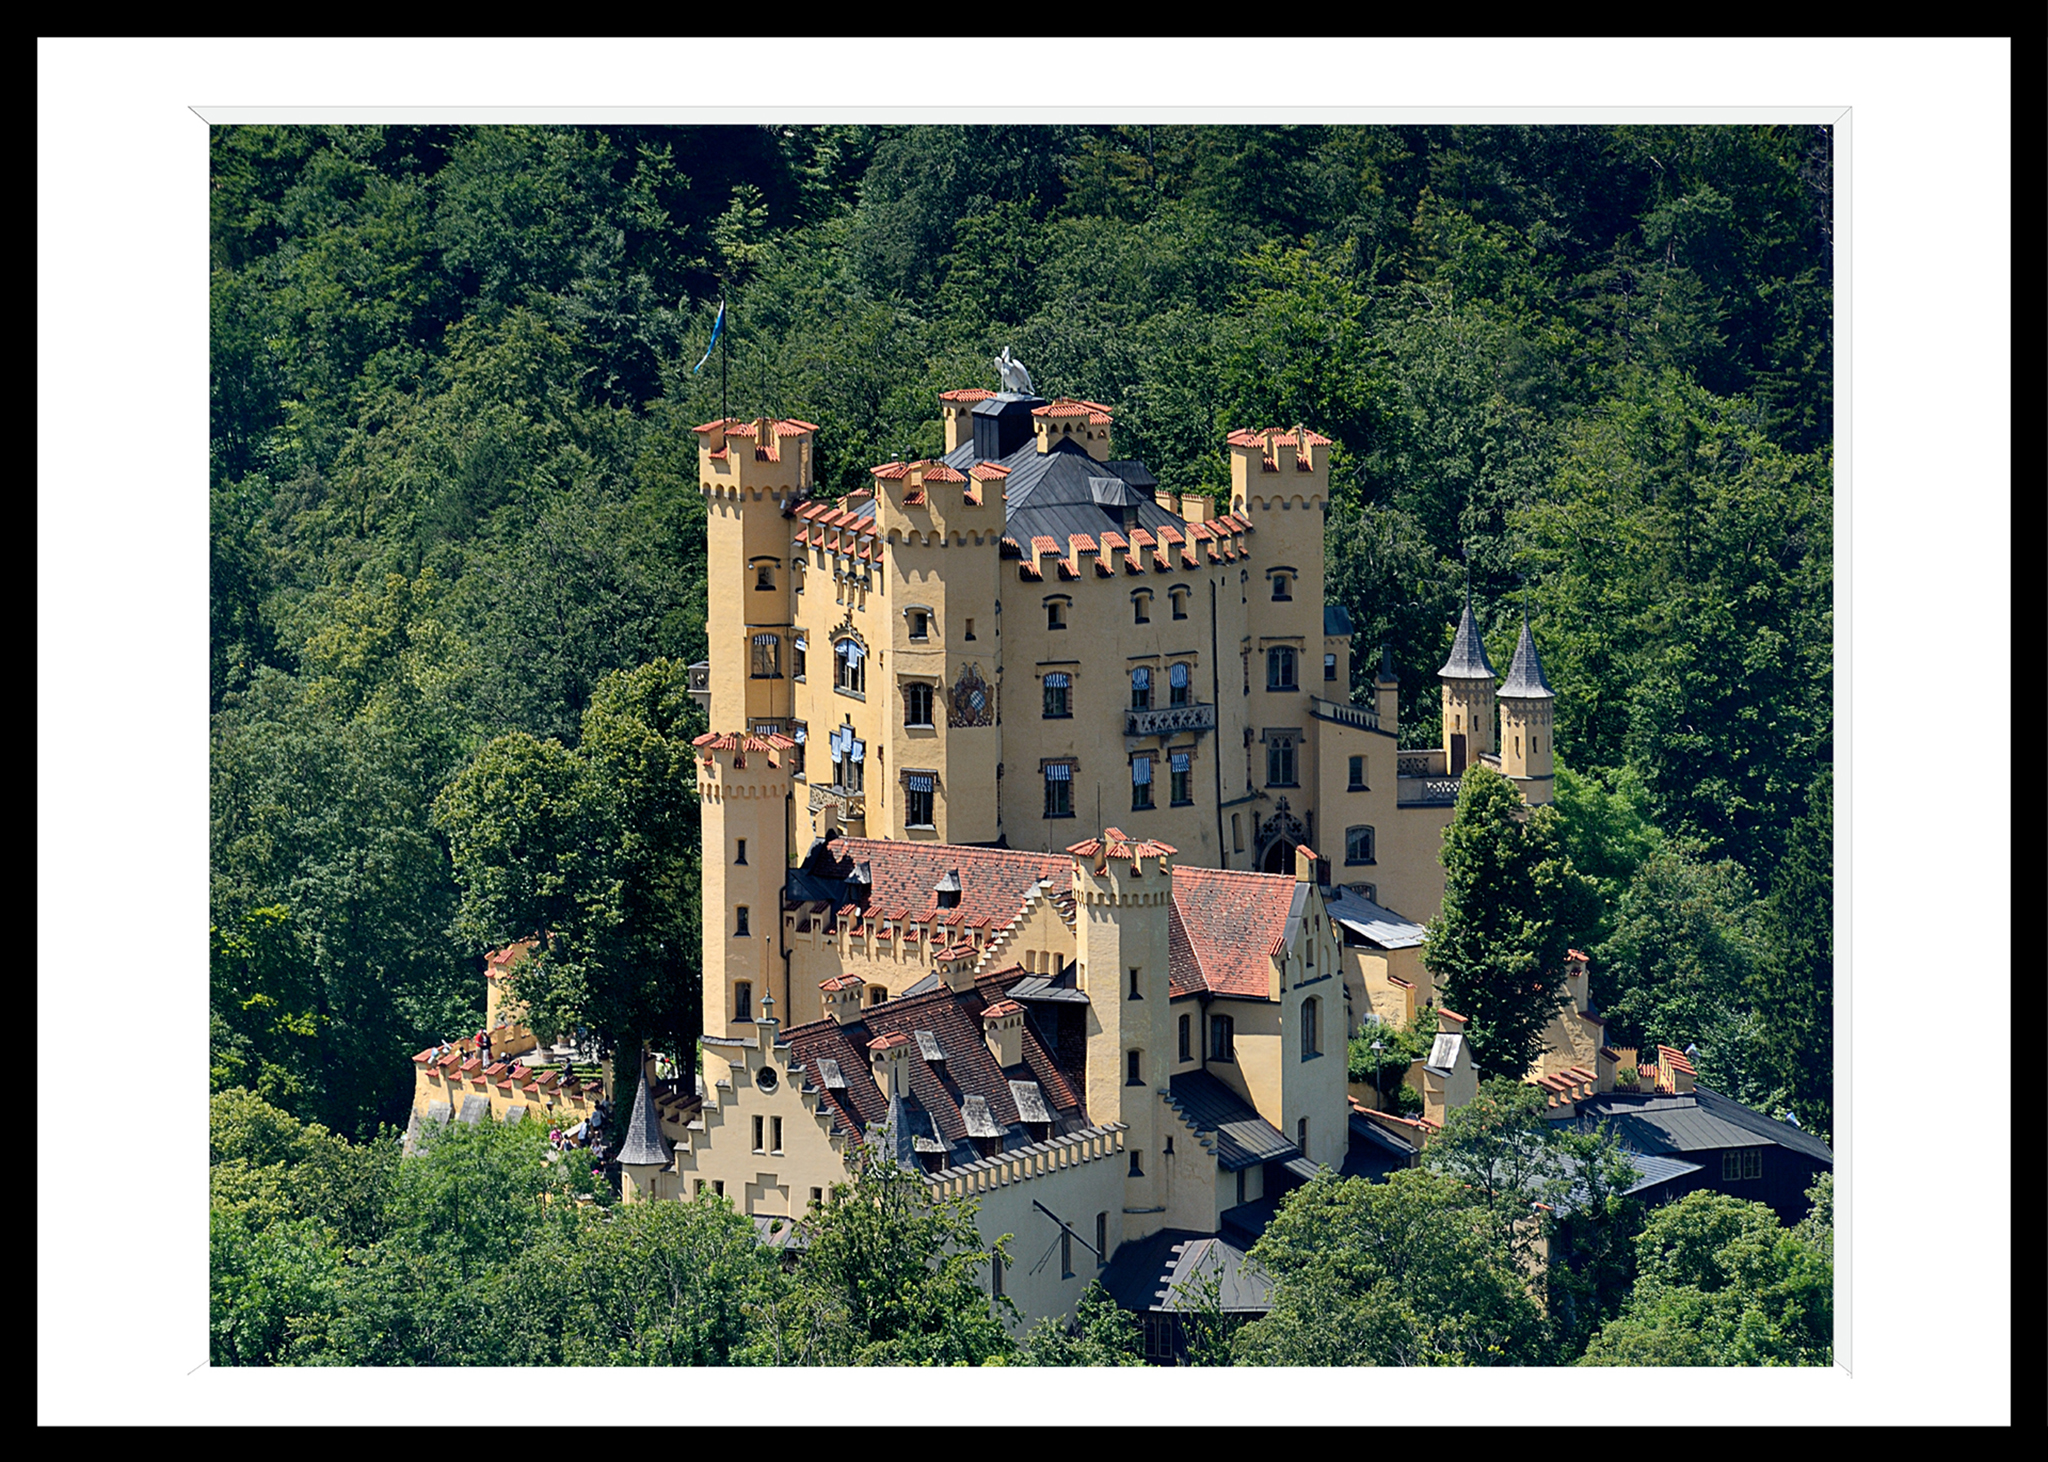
[1370,1039,1386,1110]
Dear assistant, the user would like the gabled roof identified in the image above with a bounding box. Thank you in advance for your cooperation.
[1324,604,1354,637]
[782,969,1083,1152]
[940,430,1191,550]
[1167,866,1298,998]
[1497,616,1556,700]
[1574,1087,1835,1164]
[1438,600,1498,680]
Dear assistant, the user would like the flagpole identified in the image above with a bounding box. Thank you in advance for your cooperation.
[720,290,729,427]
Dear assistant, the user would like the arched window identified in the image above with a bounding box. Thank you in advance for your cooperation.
[1345,825,1376,865]
[1043,671,1071,719]
[1131,665,1153,710]
[1171,588,1188,620]
[1267,647,1297,690]
[1133,591,1151,625]
[866,984,887,1007]
[834,638,866,695]
[1302,997,1320,1059]
[734,981,752,1021]
[1169,662,1191,707]
[1270,572,1293,601]
[751,633,780,679]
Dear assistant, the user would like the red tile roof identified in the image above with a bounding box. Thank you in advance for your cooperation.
[1657,1044,1697,1075]
[1225,426,1333,449]
[940,388,995,401]
[1099,530,1128,549]
[970,461,1012,480]
[982,1000,1024,1019]
[1568,948,1590,962]
[691,731,798,753]
[1030,534,1061,555]
[783,968,1083,1146]
[1068,533,1097,554]
[1167,865,1297,999]
[1031,398,1114,424]
[1438,1008,1469,1024]
[1066,827,1178,865]
[806,838,1070,938]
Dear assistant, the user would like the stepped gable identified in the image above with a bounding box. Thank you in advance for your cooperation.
[1167,865,1301,998]
[781,967,1083,1150]
[798,837,1068,931]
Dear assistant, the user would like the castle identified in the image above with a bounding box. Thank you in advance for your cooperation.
[414,366,1586,1333]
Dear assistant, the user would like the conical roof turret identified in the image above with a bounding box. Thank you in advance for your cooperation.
[616,1058,674,1168]
[1436,600,1498,680]
[1498,616,1555,700]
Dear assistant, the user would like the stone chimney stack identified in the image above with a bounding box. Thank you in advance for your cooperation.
[868,1031,912,1098]
[982,999,1026,1069]
[821,975,865,1026]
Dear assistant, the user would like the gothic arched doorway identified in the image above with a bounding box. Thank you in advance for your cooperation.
[1261,839,1290,873]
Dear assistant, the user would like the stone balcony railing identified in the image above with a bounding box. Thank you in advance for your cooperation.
[1125,702,1216,737]
[1397,774,1462,807]
[1308,695,1379,732]
[1396,748,1447,777]
[807,782,866,821]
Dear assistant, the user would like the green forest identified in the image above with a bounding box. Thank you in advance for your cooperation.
[208,124,1834,1364]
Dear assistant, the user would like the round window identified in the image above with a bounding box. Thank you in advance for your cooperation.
[755,1065,779,1094]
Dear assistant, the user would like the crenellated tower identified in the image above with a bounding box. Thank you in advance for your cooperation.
[1069,829,1177,1241]
[871,455,1008,844]
[696,416,818,734]
[694,730,796,1038]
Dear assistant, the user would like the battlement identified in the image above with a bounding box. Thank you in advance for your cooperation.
[695,416,819,499]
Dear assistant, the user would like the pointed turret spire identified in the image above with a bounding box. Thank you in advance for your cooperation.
[1436,598,1498,680]
[1498,613,1555,700]
[616,1057,674,1168]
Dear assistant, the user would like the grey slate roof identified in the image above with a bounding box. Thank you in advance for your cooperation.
[1342,1111,1419,1181]
[1009,1079,1053,1125]
[1324,886,1428,949]
[1003,975,1090,1003]
[1166,1069,1307,1172]
[914,1029,947,1062]
[1437,601,1499,680]
[1574,1087,1835,1164]
[815,1057,847,1089]
[1099,1229,1274,1315]
[457,1094,491,1124]
[960,1093,1004,1139]
[900,970,944,998]
[1546,1150,1704,1219]
[938,433,1187,549]
[616,1065,674,1168]
[1497,617,1556,700]
[1324,604,1354,637]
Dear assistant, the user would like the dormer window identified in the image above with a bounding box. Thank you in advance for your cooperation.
[934,868,962,908]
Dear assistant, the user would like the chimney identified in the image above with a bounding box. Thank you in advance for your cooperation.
[1154,488,1177,513]
[1565,949,1590,1011]
[754,417,774,457]
[982,1000,1025,1069]
[1436,1008,1469,1037]
[755,991,779,1056]
[1180,493,1211,524]
[1294,843,1319,884]
[937,942,979,993]
[868,1031,912,1098]
[821,975,864,1026]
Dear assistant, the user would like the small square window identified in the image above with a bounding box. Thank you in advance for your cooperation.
[909,609,930,640]
[1048,602,1066,630]
[1271,574,1292,601]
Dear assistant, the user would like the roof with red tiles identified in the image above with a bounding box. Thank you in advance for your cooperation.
[970,461,1012,480]
[1066,827,1178,865]
[694,416,820,438]
[940,388,995,401]
[799,837,1071,936]
[1031,398,1114,423]
[691,731,798,753]
[1568,948,1590,962]
[1224,426,1333,449]
[1657,1044,1697,1075]
[1438,1008,1469,1024]
[1167,865,1299,999]
[782,968,1084,1147]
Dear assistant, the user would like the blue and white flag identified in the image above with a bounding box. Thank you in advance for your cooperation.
[693,298,725,375]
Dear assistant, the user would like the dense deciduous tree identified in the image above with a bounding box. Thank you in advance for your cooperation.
[1426,767,1602,1078]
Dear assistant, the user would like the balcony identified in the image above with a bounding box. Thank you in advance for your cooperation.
[807,783,866,822]
[1308,695,1379,733]
[687,660,712,711]
[1125,702,1217,737]
[1397,775,1462,808]
[1396,748,1446,777]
